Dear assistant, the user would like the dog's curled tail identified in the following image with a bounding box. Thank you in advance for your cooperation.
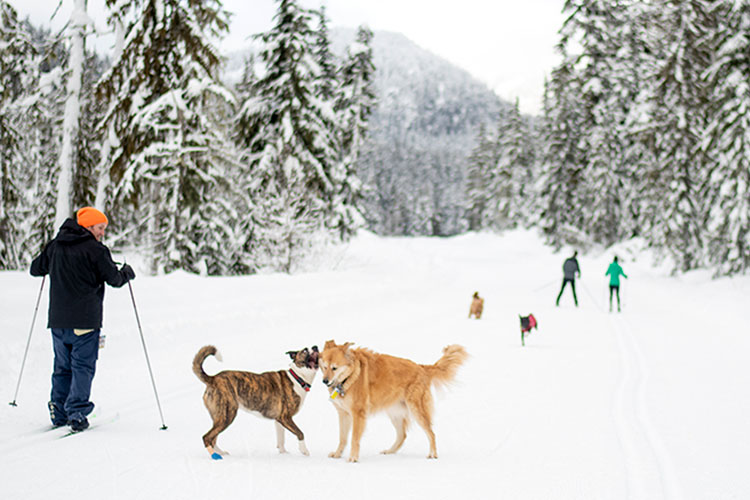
[423,344,468,389]
[193,345,223,385]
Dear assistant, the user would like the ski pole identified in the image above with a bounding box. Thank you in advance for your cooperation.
[532,279,558,293]
[9,276,46,407]
[127,278,168,430]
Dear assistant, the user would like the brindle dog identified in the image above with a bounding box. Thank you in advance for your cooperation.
[192,345,319,459]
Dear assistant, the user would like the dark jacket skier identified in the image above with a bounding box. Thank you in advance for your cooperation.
[556,251,581,306]
[30,207,135,432]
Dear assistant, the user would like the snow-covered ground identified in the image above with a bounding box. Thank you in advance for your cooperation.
[1,229,749,500]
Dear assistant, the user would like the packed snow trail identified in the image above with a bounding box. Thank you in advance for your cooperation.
[1,230,749,500]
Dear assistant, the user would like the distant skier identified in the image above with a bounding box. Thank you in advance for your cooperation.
[605,256,628,312]
[556,251,581,307]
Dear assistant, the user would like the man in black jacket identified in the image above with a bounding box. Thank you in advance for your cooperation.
[30,207,135,432]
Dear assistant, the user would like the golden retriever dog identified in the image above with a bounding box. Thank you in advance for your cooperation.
[320,340,467,462]
[469,291,484,319]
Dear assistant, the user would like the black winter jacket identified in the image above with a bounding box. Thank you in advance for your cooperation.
[30,218,131,329]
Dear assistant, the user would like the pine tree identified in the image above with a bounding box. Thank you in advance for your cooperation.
[545,0,642,247]
[313,5,337,103]
[97,0,238,274]
[0,1,36,269]
[644,0,718,272]
[332,25,376,239]
[703,0,750,275]
[570,0,630,246]
[12,23,65,263]
[95,0,130,209]
[493,99,535,229]
[236,0,338,271]
[619,1,662,241]
[230,53,260,273]
[538,58,587,247]
[465,122,497,231]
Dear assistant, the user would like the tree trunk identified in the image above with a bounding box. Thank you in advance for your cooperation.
[56,0,88,227]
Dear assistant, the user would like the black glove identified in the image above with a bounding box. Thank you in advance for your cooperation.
[121,263,136,281]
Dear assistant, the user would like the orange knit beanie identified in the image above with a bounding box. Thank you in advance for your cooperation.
[76,207,108,228]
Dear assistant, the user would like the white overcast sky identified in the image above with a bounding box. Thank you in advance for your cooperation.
[14,0,565,115]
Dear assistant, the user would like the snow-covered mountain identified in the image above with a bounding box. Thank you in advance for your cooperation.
[334,29,510,236]
[348,29,506,138]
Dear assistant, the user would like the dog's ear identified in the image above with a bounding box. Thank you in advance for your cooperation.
[324,340,336,349]
[342,342,354,351]
[286,350,298,360]
[311,345,319,352]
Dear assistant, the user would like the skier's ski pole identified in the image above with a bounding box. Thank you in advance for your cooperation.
[9,276,46,407]
[532,279,558,293]
[127,278,168,430]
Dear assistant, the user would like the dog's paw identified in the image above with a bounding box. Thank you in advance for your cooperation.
[328,451,342,459]
[277,447,288,454]
[347,456,359,463]
[427,452,438,459]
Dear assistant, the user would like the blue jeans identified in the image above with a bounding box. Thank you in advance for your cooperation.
[50,328,100,424]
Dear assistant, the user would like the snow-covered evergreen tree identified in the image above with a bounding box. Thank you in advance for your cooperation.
[0,1,36,269]
[703,0,750,275]
[16,24,66,263]
[94,0,130,210]
[235,0,339,271]
[492,98,535,229]
[97,0,238,275]
[332,25,375,239]
[538,58,587,247]
[565,0,632,246]
[642,0,718,272]
[618,1,662,241]
[465,123,497,231]
[313,5,337,103]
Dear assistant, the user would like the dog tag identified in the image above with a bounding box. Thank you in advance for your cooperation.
[330,388,340,400]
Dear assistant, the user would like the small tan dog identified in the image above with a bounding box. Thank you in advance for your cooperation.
[319,340,467,462]
[193,345,319,460]
[468,291,484,319]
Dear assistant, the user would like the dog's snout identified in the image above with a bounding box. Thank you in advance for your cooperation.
[322,378,329,385]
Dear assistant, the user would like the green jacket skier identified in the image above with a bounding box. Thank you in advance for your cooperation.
[605,256,627,312]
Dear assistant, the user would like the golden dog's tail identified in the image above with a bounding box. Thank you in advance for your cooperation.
[193,345,222,385]
[423,344,468,388]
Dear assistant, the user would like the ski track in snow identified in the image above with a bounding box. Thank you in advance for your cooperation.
[610,314,682,500]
